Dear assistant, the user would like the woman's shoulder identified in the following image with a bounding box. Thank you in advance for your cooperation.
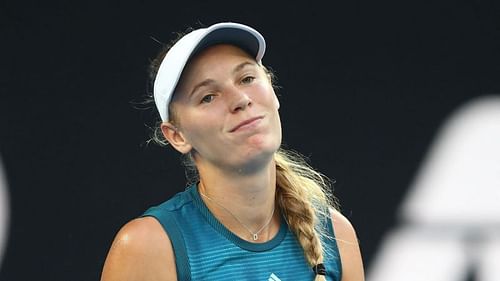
[330,208,357,237]
[100,217,177,281]
[329,208,366,281]
[110,217,169,252]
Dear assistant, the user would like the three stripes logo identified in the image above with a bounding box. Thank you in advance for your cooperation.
[268,273,281,281]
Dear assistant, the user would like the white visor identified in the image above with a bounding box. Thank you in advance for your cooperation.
[153,22,266,122]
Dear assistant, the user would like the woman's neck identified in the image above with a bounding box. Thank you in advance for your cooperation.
[196,158,279,242]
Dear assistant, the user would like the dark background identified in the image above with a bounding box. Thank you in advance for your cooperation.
[1,0,499,280]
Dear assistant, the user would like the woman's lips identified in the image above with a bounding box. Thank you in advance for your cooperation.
[229,116,264,132]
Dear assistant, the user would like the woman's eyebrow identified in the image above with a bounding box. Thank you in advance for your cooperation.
[190,79,216,97]
[232,61,257,74]
[189,62,257,97]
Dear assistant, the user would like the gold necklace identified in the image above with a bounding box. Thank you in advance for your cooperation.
[199,191,275,241]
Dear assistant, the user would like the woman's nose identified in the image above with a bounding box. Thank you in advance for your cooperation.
[228,87,252,113]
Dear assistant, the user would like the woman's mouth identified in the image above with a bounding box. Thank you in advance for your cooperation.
[229,116,264,132]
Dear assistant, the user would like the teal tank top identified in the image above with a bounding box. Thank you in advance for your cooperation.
[142,184,342,281]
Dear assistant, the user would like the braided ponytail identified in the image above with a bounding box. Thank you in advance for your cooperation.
[274,149,337,280]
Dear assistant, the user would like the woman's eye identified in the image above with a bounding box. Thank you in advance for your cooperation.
[201,94,215,104]
[241,76,255,84]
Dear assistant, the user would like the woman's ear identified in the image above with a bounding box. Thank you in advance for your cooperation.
[160,122,192,154]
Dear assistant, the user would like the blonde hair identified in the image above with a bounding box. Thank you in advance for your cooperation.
[274,149,338,280]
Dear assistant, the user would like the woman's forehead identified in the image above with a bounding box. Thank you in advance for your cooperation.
[175,44,258,91]
[187,44,256,71]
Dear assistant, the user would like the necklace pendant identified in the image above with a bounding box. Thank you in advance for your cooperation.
[252,234,258,241]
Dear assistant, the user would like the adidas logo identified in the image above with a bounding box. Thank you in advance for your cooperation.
[268,273,281,281]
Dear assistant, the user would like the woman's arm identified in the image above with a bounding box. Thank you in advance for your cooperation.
[331,209,365,281]
[100,217,177,281]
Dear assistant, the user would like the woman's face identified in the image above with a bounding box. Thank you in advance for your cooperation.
[165,44,282,172]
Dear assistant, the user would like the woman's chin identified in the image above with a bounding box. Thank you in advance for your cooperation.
[230,146,278,173]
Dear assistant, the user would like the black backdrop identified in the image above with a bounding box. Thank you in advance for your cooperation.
[1,1,499,280]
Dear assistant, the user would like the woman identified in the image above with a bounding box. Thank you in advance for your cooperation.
[101,22,364,281]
